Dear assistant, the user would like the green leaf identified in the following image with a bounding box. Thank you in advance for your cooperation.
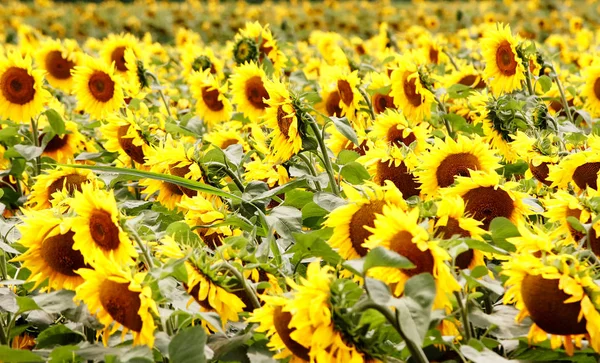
[266,206,302,239]
[16,296,40,314]
[34,290,76,314]
[537,75,552,93]
[337,150,360,165]
[401,273,435,343]
[282,189,313,209]
[169,325,207,363]
[364,246,415,273]
[471,265,489,279]
[49,345,81,362]
[331,116,358,146]
[464,238,508,255]
[45,109,66,135]
[460,345,516,362]
[36,325,85,349]
[447,84,475,99]
[301,202,328,228]
[365,277,392,305]
[0,346,44,362]
[489,217,518,252]
[567,216,586,234]
[340,162,370,184]
[290,229,340,265]
[12,145,43,161]
[313,192,346,212]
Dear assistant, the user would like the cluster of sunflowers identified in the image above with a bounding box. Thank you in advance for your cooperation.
[4,0,600,362]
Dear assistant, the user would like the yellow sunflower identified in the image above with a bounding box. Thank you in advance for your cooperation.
[203,121,250,151]
[0,51,51,123]
[444,63,486,90]
[508,221,556,255]
[179,194,236,250]
[502,253,600,356]
[325,118,371,157]
[415,134,501,198]
[27,166,98,210]
[100,33,143,75]
[370,109,430,154]
[72,56,125,120]
[75,261,157,347]
[543,190,591,245]
[68,184,138,266]
[190,69,232,129]
[390,59,435,122]
[320,66,362,121]
[481,23,526,95]
[230,62,270,122]
[510,131,560,186]
[11,209,88,291]
[39,120,90,163]
[100,111,150,166]
[368,71,397,115]
[243,157,290,188]
[547,150,600,192]
[263,79,302,163]
[582,63,600,117]
[35,39,80,92]
[325,181,406,261]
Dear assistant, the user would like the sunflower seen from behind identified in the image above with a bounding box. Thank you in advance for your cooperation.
[481,23,526,95]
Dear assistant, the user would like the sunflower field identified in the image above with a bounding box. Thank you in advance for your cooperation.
[5,0,600,362]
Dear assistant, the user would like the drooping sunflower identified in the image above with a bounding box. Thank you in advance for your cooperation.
[502,253,600,356]
[35,39,80,92]
[230,62,270,122]
[27,166,98,210]
[11,209,89,291]
[442,171,530,230]
[68,184,138,266]
[0,51,51,123]
[365,206,461,310]
[547,149,600,192]
[471,92,518,162]
[581,62,600,117]
[370,109,430,154]
[100,33,142,76]
[75,262,157,347]
[263,79,302,163]
[390,60,435,122]
[236,22,288,74]
[190,69,232,128]
[179,194,236,250]
[72,56,125,120]
[122,48,149,97]
[415,135,501,198]
[325,181,406,261]
[481,23,526,95]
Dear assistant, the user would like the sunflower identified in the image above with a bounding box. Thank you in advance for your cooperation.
[325,181,406,261]
[230,62,270,122]
[471,92,518,162]
[368,71,397,115]
[35,39,80,92]
[481,23,526,95]
[179,194,235,250]
[320,66,363,121]
[510,131,560,186]
[581,63,600,118]
[180,44,223,79]
[390,59,435,122]
[72,56,125,120]
[442,171,530,230]
[11,209,88,291]
[39,120,90,163]
[365,207,461,310]
[502,253,600,356]
[122,48,149,97]
[203,121,250,151]
[263,79,302,163]
[0,51,51,123]
[508,222,556,255]
[543,190,591,245]
[27,166,98,210]
[75,261,157,347]
[236,22,288,74]
[444,63,486,90]
[370,109,430,154]
[100,33,142,75]
[68,184,138,266]
[326,118,371,157]
[190,69,232,129]
[415,135,501,198]
[243,157,290,188]
[547,150,600,192]
[100,111,150,166]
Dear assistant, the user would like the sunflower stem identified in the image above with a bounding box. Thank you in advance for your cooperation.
[30,117,41,177]
[297,153,322,192]
[551,65,575,125]
[453,291,473,341]
[214,262,261,310]
[443,50,461,71]
[306,114,340,196]
[204,161,245,192]
[435,96,455,139]
[524,67,535,96]
[0,314,7,345]
[126,225,154,269]
[358,87,376,120]
[146,72,173,118]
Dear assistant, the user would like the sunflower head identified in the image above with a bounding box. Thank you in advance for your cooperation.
[481,23,526,95]
[233,37,259,65]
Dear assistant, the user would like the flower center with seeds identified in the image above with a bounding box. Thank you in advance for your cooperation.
[403,77,422,107]
[47,173,88,199]
[43,133,70,153]
[88,71,115,102]
[462,186,515,230]
[325,91,343,117]
[89,210,121,251]
[349,200,386,257]
[375,160,421,198]
[45,50,76,80]
[495,41,517,76]
[276,106,293,138]
[388,231,434,277]
[435,153,481,188]
[117,125,146,164]
[436,217,470,239]
[337,79,354,106]
[572,162,600,190]
[386,128,416,148]
[529,161,552,186]
[244,76,269,110]
[272,306,310,361]
[458,74,485,89]
[593,78,600,101]
[168,163,198,197]
[521,274,587,336]
[373,93,395,114]
[41,231,87,277]
[99,279,143,332]
[201,87,224,112]
[1,67,35,105]
[110,46,128,72]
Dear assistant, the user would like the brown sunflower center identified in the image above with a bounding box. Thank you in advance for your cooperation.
[1,67,35,105]
[566,208,588,241]
[276,106,294,138]
[201,87,224,112]
[88,71,115,103]
[386,128,416,148]
[372,93,396,114]
[435,153,481,188]
[521,274,587,336]
[117,125,146,164]
[462,186,515,230]
[337,79,353,106]
[325,91,342,117]
[40,231,87,277]
[348,200,386,257]
[220,139,239,149]
[168,163,198,197]
[495,41,517,76]
[43,133,70,153]
[572,162,600,190]
[458,75,485,89]
[45,50,76,80]
[47,173,88,198]
[273,306,310,361]
[89,210,121,251]
[455,249,474,270]
[388,231,434,277]
[436,217,470,239]
[244,76,269,110]
[110,46,128,72]
[593,78,600,101]
[375,160,421,198]
[586,227,600,257]
[529,161,552,186]
[403,77,422,107]
[429,48,439,64]
[99,279,143,332]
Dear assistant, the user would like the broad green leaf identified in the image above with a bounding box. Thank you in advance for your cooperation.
[34,289,76,313]
[266,206,302,239]
[49,345,81,362]
[45,109,66,135]
[364,246,415,273]
[567,216,586,233]
[461,345,516,363]
[340,162,370,184]
[331,116,359,146]
[169,325,207,363]
[16,295,40,313]
[365,278,392,305]
[12,145,43,161]
[0,346,44,362]
[489,217,518,252]
[401,274,435,343]
[313,192,347,212]
[36,325,85,349]
[337,150,360,165]
[447,84,475,99]
[537,75,552,93]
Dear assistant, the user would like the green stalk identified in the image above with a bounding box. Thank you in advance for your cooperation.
[297,153,322,192]
[454,291,473,341]
[524,67,535,96]
[214,262,261,310]
[358,87,376,120]
[126,225,154,269]
[305,114,340,196]
[551,65,574,124]
[146,72,173,118]
[30,118,41,176]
